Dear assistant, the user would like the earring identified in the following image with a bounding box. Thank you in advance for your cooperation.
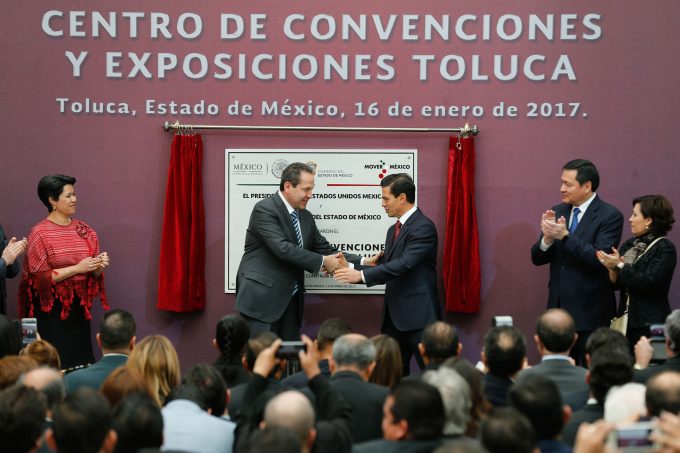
[52,205,56,211]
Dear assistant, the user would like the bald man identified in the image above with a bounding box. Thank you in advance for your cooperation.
[263,391,316,453]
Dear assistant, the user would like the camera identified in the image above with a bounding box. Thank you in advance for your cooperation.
[649,324,667,364]
[492,316,513,327]
[612,421,656,452]
[276,341,307,359]
[21,318,38,347]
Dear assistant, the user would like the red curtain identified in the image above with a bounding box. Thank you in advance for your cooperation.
[442,135,481,313]
[157,133,206,312]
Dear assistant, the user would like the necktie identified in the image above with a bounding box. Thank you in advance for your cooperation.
[569,207,581,234]
[290,210,303,247]
[393,220,402,242]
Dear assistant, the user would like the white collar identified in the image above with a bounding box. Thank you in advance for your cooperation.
[277,191,295,214]
[398,205,418,224]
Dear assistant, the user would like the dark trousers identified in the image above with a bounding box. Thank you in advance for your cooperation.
[571,330,593,367]
[382,309,425,376]
[244,294,301,341]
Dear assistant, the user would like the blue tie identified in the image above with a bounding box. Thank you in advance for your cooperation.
[569,207,581,234]
[290,210,303,247]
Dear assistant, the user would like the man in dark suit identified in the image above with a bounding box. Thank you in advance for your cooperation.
[334,173,441,375]
[481,325,527,408]
[634,309,680,383]
[0,225,27,315]
[531,159,624,365]
[235,162,349,340]
[65,309,135,392]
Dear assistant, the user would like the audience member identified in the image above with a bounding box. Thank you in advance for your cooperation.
[0,314,22,358]
[416,321,461,375]
[645,371,680,416]
[603,382,646,425]
[649,411,680,452]
[423,367,471,438]
[442,357,491,438]
[162,364,235,453]
[0,384,47,453]
[517,309,588,402]
[127,335,180,406]
[329,333,389,443]
[242,426,302,453]
[432,438,487,453]
[213,314,251,389]
[634,309,680,383]
[283,317,352,389]
[46,387,117,453]
[262,391,316,453]
[111,392,163,453]
[0,355,38,390]
[481,326,527,407]
[479,407,536,453]
[100,365,155,408]
[510,374,571,453]
[65,309,136,393]
[353,379,445,452]
[20,366,65,418]
[369,334,403,388]
[23,340,61,370]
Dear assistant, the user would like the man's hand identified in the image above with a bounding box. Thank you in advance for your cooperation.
[2,237,27,266]
[333,268,363,284]
[649,411,680,452]
[336,252,348,269]
[253,339,282,378]
[634,336,654,369]
[323,254,343,275]
[573,420,615,453]
[542,215,569,241]
[363,251,383,267]
[299,334,321,379]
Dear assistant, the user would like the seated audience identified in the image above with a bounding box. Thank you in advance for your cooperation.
[634,309,680,383]
[423,367,471,439]
[261,391,317,453]
[480,408,536,453]
[100,366,155,408]
[23,340,61,370]
[213,314,251,389]
[0,314,22,358]
[481,325,527,407]
[415,321,461,375]
[329,333,389,443]
[369,334,403,388]
[65,309,136,393]
[0,355,38,390]
[112,392,163,453]
[19,367,65,453]
[127,335,180,406]
[645,370,680,416]
[353,379,445,452]
[442,357,491,437]
[0,384,48,453]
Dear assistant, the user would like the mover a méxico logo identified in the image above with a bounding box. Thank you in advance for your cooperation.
[364,160,411,180]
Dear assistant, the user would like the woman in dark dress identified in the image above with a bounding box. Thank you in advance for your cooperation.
[597,195,676,347]
[19,174,110,370]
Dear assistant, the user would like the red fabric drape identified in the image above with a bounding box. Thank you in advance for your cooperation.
[442,135,481,313]
[157,133,206,312]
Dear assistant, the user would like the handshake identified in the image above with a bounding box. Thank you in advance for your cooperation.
[322,252,348,275]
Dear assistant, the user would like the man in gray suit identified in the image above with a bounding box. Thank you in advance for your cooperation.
[516,308,587,401]
[235,162,350,340]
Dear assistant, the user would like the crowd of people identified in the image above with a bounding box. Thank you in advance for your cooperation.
[3,310,680,453]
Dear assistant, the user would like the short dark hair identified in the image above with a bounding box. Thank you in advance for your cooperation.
[279,162,315,191]
[536,310,575,353]
[562,159,599,192]
[245,331,278,371]
[589,346,633,404]
[52,388,112,453]
[112,392,163,453]
[181,363,227,416]
[633,195,675,236]
[483,326,526,377]
[99,309,136,350]
[480,407,535,453]
[646,371,680,417]
[381,173,415,204]
[37,174,76,213]
[0,385,47,453]
[585,327,630,357]
[510,374,565,440]
[317,317,352,351]
[243,426,302,453]
[390,379,445,440]
[422,321,459,362]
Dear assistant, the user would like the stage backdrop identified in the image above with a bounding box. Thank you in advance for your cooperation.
[2,1,679,367]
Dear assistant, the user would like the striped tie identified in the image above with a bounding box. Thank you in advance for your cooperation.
[290,210,303,247]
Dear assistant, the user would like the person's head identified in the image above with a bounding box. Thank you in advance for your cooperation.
[510,374,568,441]
[180,363,227,416]
[560,159,599,206]
[535,309,577,355]
[22,340,61,370]
[584,327,630,365]
[588,345,633,404]
[37,174,77,215]
[423,367,471,436]
[0,315,22,358]
[262,391,316,453]
[382,379,445,441]
[213,314,250,359]
[315,317,352,356]
[244,331,279,372]
[111,392,163,453]
[47,388,116,453]
[480,407,535,453]
[604,383,647,424]
[0,356,38,390]
[0,384,48,453]
[645,371,680,417]
[380,173,415,218]
[98,309,136,354]
[665,310,680,357]
[20,366,65,416]
[630,195,674,237]
[442,357,492,438]
[280,162,316,210]
[419,321,460,364]
[100,365,155,408]
[126,335,180,406]
[244,426,303,453]
[330,334,376,380]
[369,334,403,388]
[482,326,526,378]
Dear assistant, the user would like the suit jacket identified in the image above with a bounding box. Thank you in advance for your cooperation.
[235,193,346,323]
[562,403,604,447]
[482,373,514,408]
[356,208,441,332]
[330,370,389,443]
[531,196,623,330]
[616,237,676,328]
[352,439,441,453]
[0,225,21,315]
[64,354,128,393]
[633,355,680,384]
[516,358,588,401]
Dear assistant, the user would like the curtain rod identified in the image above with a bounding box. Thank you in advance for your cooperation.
[162,120,479,135]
